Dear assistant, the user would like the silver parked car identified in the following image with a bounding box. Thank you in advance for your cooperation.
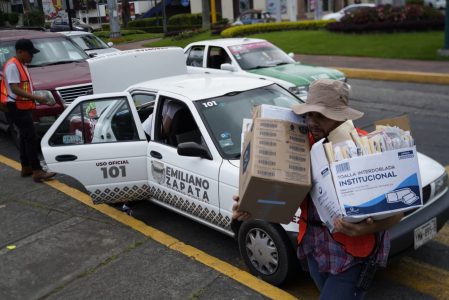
[62,31,120,57]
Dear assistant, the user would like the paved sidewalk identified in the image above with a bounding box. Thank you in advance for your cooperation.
[0,152,283,299]
[114,38,162,51]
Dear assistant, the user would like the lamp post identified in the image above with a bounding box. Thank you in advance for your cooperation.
[107,0,121,38]
[438,0,449,56]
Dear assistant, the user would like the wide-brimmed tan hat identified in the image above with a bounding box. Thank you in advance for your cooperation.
[292,79,364,121]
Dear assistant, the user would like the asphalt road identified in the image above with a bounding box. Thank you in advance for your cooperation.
[1,79,449,299]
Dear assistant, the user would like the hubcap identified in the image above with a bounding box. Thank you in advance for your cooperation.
[245,228,278,275]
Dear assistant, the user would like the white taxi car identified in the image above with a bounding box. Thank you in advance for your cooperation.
[41,48,449,285]
[184,38,346,100]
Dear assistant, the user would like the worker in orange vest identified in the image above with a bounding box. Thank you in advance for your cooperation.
[232,79,403,299]
[0,39,56,182]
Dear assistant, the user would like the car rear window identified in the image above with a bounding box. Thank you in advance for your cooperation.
[195,84,302,159]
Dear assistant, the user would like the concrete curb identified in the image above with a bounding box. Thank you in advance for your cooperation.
[338,67,449,85]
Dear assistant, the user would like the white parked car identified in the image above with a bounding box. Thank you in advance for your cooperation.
[62,31,120,57]
[424,0,446,9]
[184,38,345,101]
[321,3,376,21]
[41,48,449,285]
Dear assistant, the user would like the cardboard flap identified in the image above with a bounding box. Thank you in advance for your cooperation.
[328,120,355,144]
[374,115,411,132]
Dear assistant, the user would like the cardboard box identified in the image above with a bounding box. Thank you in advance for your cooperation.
[238,105,311,224]
[310,138,422,229]
[374,115,411,132]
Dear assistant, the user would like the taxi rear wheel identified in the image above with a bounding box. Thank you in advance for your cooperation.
[238,220,297,286]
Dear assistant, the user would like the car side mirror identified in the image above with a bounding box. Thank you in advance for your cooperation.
[88,53,97,58]
[178,142,212,160]
[288,52,295,58]
[220,63,235,72]
[107,42,114,47]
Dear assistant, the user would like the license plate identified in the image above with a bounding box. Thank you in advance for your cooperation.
[414,217,437,249]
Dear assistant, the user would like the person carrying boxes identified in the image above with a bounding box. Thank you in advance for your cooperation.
[232,79,403,299]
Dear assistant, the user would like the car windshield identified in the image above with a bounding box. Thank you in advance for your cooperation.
[0,37,88,69]
[228,41,295,71]
[70,34,109,50]
[195,84,303,159]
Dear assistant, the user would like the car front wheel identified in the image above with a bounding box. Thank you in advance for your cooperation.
[238,220,297,285]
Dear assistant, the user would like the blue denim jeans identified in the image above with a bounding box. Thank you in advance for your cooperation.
[307,254,366,300]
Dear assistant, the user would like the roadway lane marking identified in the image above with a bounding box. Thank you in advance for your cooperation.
[386,257,449,299]
[0,155,298,300]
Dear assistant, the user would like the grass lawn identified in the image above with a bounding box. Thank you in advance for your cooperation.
[252,30,447,61]
[144,31,221,48]
[96,32,163,44]
[146,30,448,61]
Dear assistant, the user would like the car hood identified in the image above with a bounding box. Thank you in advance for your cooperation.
[247,63,344,86]
[228,152,443,187]
[29,61,91,90]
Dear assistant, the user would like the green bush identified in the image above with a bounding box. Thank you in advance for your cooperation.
[406,0,424,5]
[128,17,163,28]
[328,4,444,32]
[25,10,44,26]
[8,12,19,25]
[168,13,202,26]
[221,20,334,38]
[165,28,207,40]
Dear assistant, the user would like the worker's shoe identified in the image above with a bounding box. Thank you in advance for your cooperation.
[32,170,56,183]
[20,166,33,177]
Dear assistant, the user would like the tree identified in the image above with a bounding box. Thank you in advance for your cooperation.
[122,0,130,27]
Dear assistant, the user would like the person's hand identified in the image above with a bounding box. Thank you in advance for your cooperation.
[333,213,403,237]
[35,95,55,106]
[232,195,251,221]
[34,95,47,104]
[333,217,375,237]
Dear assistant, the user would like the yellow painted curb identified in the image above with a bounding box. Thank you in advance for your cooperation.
[338,68,449,85]
[0,154,298,300]
[445,165,449,175]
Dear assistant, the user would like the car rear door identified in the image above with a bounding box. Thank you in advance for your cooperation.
[41,92,152,205]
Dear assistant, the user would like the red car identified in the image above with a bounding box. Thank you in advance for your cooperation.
[0,29,92,144]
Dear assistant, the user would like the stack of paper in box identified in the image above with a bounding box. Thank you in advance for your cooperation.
[310,116,422,231]
[238,104,311,224]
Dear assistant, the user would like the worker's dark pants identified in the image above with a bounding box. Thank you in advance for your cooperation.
[6,102,42,171]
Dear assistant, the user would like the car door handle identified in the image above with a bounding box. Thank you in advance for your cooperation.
[150,151,162,159]
[55,154,78,162]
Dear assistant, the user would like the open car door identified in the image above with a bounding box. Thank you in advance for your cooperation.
[41,92,151,205]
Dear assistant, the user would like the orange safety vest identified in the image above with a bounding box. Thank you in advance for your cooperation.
[0,57,35,110]
[297,129,376,258]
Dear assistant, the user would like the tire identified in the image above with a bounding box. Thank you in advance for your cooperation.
[238,220,297,285]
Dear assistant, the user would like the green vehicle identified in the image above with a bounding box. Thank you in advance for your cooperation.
[184,38,346,100]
